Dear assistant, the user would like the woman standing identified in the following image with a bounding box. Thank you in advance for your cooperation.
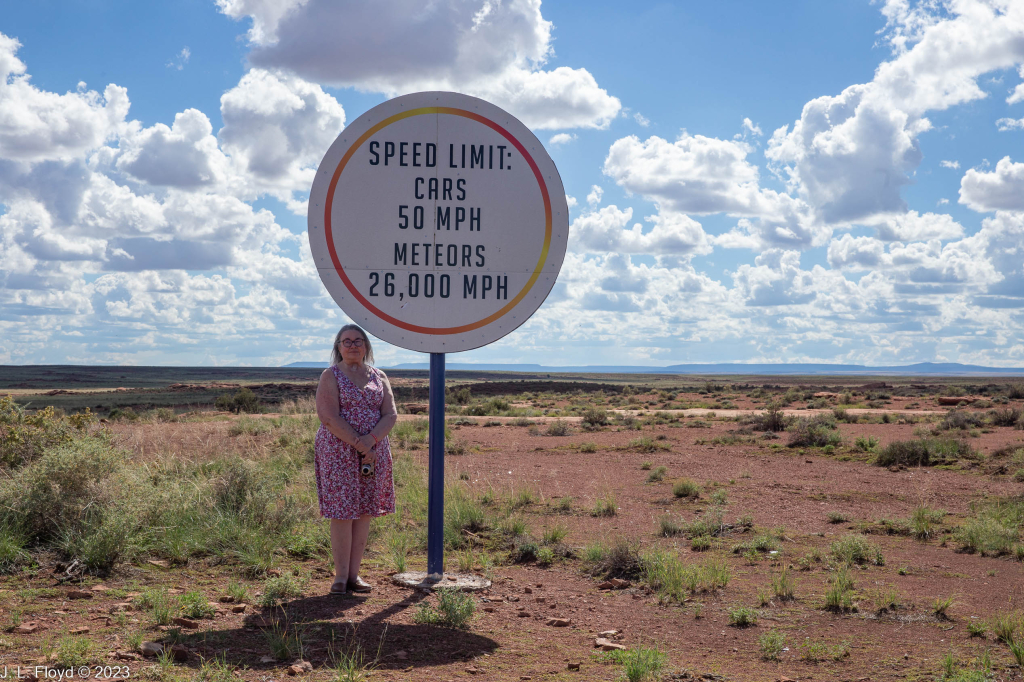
[314,324,397,595]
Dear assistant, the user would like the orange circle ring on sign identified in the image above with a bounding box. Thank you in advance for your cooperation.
[323,107,553,335]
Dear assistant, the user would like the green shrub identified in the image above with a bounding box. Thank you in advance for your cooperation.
[581,408,610,430]
[413,587,475,629]
[591,494,617,517]
[646,466,667,483]
[585,538,643,580]
[545,420,571,436]
[259,575,303,607]
[827,511,849,524]
[990,408,1023,427]
[759,629,786,660]
[179,590,216,619]
[0,397,88,467]
[672,478,701,499]
[728,606,757,627]
[854,435,879,452]
[608,645,666,682]
[954,517,1017,556]
[0,525,30,574]
[787,414,842,448]
[938,410,983,431]
[747,403,789,432]
[875,438,974,467]
[771,566,795,601]
[831,534,881,565]
[216,388,261,414]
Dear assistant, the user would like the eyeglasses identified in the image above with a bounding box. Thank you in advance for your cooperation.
[340,339,365,348]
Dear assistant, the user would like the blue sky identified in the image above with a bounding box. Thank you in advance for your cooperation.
[1,0,1023,367]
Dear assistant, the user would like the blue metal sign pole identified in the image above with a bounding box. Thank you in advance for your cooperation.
[426,352,446,578]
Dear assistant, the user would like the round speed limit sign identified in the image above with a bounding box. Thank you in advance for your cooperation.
[308,91,569,353]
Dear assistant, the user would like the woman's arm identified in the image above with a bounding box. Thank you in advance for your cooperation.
[315,369,370,455]
[369,369,399,442]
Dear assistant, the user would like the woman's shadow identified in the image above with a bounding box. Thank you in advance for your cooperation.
[168,588,500,673]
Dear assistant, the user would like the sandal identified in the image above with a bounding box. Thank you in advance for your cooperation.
[329,580,348,596]
[348,576,372,593]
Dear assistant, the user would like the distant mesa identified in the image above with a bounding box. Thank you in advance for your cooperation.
[282,361,1024,375]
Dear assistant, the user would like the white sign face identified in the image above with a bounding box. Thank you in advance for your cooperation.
[308,92,569,353]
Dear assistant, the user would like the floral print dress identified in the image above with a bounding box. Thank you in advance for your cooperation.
[314,364,395,520]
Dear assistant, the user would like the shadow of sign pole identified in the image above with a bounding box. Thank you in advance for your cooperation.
[427,352,445,577]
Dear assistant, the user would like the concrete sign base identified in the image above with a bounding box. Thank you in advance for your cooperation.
[391,571,491,592]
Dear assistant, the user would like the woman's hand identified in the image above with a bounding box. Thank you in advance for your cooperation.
[356,434,377,462]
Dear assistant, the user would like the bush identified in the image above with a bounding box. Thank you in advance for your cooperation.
[179,590,216,619]
[585,538,644,580]
[5,434,125,541]
[937,410,983,431]
[875,438,974,467]
[954,517,1017,556]
[759,630,786,661]
[831,534,882,565]
[672,478,701,499]
[1009,384,1024,400]
[990,408,1023,427]
[854,436,879,452]
[0,524,30,574]
[591,494,617,517]
[215,388,261,414]
[787,414,842,448]
[608,645,666,682]
[446,386,472,405]
[728,606,758,627]
[413,587,475,628]
[747,403,789,432]
[646,466,667,483]
[581,408,610,430]
[259,575,303,607]
[545,420,571,436]
[0,397,88,467]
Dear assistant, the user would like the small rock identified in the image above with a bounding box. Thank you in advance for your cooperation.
[546,618,570,627]
[287,661,313,676]
[483,607,496,613]
[90,584,111,592]
[219,596,235,603]
[520,677,532,681]
[535,597,545,603]
[596,581,614,590]
[170,644,189,662]
[140,641,164,657]
[805,459,813,464]
[110,602,132,613]
[268,569,282,577]
[567,662,581,671]
[167,588,183,595]
[147,559,170,568]
[67,590,93,600]
[524,587,532,594]
[115,651,141,661]
[355,609,365,616]
[516,611,531,618]
[171,617,199,629]
[14,621,40,634]
[465,667,480,675]
[598,630,619,638]
[232,604,247,613]
[609,578,630,589]
[595,638,626,651]
[260,655,277,663]
[535,583,543,588]
[70,626,90,635]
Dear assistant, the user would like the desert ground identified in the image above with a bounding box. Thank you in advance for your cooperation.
[1,373,1023,682]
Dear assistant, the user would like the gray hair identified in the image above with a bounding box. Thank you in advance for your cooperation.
[331,324,374,366]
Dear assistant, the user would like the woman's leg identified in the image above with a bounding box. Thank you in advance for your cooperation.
[329,519,354,589]
[347,515,373,582]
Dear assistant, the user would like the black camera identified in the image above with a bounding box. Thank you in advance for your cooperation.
[360,462,374,477]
